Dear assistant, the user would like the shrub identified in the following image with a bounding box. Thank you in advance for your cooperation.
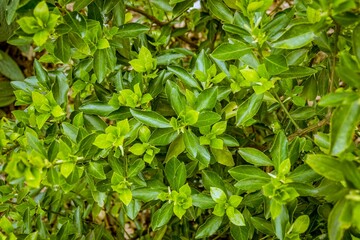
[1,0,360,239]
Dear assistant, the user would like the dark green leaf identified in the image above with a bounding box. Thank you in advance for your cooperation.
[151,202,173,231]
[130,109,171,128]
[149,128,178,146]
[330,101,360,155]
[116,23,149,38]
[207,0,233,23]
[236,93,263,126]
[195,215,223,239]
[212,41,252,61]
[306,155,345,182]
[238,148,273,166]
[168,66,201,89]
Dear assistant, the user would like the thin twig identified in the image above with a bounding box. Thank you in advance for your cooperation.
[126,5,198,49]
[126,5,166,26]
[177,35,198,48]
[287,116,330,141]
[273,91,301,130]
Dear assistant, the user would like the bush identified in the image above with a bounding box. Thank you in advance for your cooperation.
[1,0,360,239]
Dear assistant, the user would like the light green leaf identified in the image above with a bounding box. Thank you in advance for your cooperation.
[226,207,245,226]
[210,187,227,203]
[292,215,310,233]
[88,162,106,180]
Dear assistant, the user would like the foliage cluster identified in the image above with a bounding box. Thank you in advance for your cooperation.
[1,0,360,239]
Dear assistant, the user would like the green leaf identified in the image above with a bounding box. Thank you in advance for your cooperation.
[62,122,79,142]
[272,24,315,49]
[202,170,226,193]
[151,202,174,231]
[212,41,252,61]
[226,207,245,226]
[68,32,90,55]
[73,0,93,11]
[34,59,49,88]
[149,128,179,146]
[306,155,345,182]
[277,66,317,78]
[88,162,106,180]
[353,23,360,62]
[192,194,216,209]
[251,217,274,235]
[165,158,186,191]
[33,1,49,25]
[211,147,234,166]
[193,111,222,127]
[130,109,171,128]
[0,216,13,234]
[270,131,288,171]
[116,23,149,38]
[236,93,263,126]
[330,101,360,155]
[195,87,218,111]
[166,80,186,115]
[328,198,350,240]
[238,148,273,166]
[33,30,49,46]
[210,187,227,203]
[195,215,223,239]
[184,129,199,158]
[168,66,201,89]
[0,50,24,81]
[64,12,87,37]
[274,205,289,240]
[290,107,316,120]
[264,55,288,75]
[229,165,270,181]
[94,49,107,83]
[54,35,71,63]
[79,101,117,116]
[207,0,233,23]
[26,132,46,157]
[127,158,145,178]
[292,215,310,234]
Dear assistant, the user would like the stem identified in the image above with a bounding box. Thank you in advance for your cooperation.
[287,116,330,141]
[126,5,166,26]
[329,22,339,94]
[273,91,301,130]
